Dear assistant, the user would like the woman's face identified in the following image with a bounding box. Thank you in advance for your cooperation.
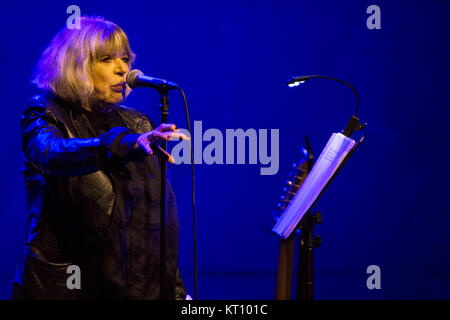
[91,53,131,107]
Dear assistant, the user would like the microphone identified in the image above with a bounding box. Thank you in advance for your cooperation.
[126,69,179,91]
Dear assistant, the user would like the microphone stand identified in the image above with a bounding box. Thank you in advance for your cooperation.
[126,69,180,300]
[158,87,170,300]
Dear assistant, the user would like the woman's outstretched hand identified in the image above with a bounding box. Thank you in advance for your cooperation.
[135,123,190,163]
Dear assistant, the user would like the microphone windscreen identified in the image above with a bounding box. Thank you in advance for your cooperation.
[126,69,143,88]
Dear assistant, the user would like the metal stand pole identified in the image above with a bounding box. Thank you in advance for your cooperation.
[159,89,169,300]
[296,211,322,300]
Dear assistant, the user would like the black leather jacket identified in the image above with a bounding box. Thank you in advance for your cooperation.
[12,93,186,299]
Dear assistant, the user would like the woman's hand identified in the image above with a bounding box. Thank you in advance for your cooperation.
[135,123,190,163]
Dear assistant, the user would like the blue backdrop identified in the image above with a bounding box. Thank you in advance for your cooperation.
[1,0,449,299]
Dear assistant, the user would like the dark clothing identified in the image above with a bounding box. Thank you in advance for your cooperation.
[12,92,186,299]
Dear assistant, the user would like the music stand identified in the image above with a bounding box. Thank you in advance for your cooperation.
[273,115,366,300]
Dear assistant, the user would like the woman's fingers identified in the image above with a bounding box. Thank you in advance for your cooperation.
[148,130,171,142]
[142,141,153,155]
[157,123,177,132]
[136,124,190,156]
[137,133,153,154]
[155,145,175,164]
[140,141,153,155]
[148,130,190,143]
[171,132,190,141]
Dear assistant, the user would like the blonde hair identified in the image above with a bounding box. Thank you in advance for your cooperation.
[32,16,136,107]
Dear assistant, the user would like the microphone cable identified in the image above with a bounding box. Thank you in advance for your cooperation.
[179,88,198,300]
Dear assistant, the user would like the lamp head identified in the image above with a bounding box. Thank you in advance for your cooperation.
[286,76,311,87]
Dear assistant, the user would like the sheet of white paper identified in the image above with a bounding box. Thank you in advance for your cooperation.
[272,132,356,238]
